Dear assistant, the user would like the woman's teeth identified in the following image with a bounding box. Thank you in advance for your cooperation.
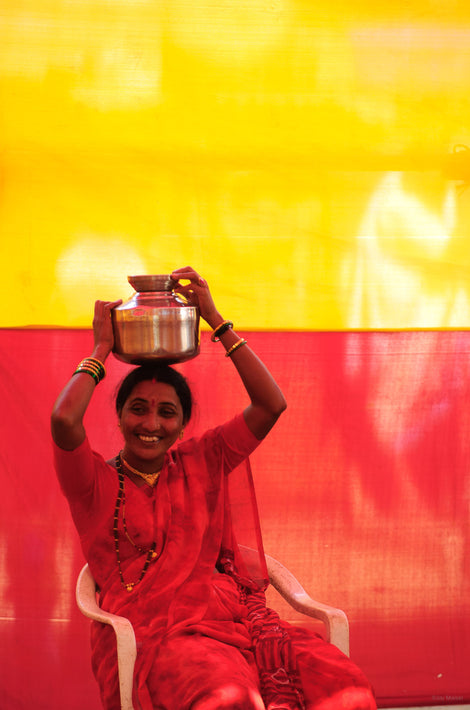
[138,434,160,442]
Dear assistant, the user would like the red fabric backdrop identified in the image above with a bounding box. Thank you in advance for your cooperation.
[0,328,469,709]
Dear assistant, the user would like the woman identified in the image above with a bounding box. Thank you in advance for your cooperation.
[51,266,376,710]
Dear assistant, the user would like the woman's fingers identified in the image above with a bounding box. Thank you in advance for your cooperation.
[171,266,206,287]
[94,299,122,315]
[93,300,122,338]
[170,268,218,323]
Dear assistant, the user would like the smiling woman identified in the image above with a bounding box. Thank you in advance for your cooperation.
[50,267,375,710]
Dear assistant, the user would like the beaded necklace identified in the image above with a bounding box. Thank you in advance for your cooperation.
[114,453,159,592]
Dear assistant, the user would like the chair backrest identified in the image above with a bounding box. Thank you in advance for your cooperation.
[265,553,349,656]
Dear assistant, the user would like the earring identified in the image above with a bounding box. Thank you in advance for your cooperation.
[179,428,184,440]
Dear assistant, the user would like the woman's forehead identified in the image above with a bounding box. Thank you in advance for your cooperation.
[128,379,180,404]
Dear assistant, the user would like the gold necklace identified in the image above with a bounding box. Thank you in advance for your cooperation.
[120,451,162,487]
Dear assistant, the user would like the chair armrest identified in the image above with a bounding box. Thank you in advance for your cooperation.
[265,553,350,657]
[76,564,137,710]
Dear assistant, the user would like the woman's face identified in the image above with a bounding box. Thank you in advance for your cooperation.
[119,379,184,469]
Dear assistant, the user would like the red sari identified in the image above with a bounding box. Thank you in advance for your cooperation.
[54,414,376,710]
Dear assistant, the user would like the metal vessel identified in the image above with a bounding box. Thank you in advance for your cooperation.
[111,275,200,364]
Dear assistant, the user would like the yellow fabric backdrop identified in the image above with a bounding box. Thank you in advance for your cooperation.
[1,0,470,328]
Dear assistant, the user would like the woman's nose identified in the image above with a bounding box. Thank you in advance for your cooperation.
[143,410,161,431]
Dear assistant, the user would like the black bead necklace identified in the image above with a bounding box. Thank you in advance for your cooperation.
[114,453,159,592]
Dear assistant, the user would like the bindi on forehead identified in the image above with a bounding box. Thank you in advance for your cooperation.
[132,380,180,407]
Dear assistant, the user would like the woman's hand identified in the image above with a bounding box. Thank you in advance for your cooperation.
[92,299,122,361]
[171,267,221,328]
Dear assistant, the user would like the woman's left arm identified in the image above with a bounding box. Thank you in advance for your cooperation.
[171,267,287,440]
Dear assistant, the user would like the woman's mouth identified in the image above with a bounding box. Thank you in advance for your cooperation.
[138,434,161,443]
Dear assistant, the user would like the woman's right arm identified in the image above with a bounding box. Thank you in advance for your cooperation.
[51,300,121,451]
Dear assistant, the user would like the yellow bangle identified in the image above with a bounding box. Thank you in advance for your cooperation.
[225,338,247,358]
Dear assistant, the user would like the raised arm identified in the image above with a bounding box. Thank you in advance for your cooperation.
[51,299,122,450]
[171,267,287,440]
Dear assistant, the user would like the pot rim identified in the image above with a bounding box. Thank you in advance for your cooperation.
[128,275,177,292]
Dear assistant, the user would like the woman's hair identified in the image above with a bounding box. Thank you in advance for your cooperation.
[115,364,193,423]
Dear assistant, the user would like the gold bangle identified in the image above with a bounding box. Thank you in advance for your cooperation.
[78,361,100,375]
[73,357,106,383]
[73,366,100,383]
[225,338,247,357]
[86,357,106,378]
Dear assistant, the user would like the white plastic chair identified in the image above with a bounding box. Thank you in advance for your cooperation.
[76,556,349,710]
[264,553,350,656]
[76,564,137,710]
